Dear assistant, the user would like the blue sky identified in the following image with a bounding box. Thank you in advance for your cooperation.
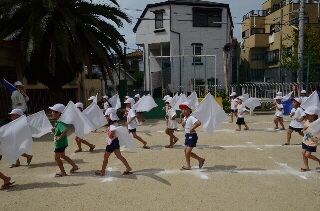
[93,0,265,52]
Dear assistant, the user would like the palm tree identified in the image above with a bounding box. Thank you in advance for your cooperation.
[0,0,130,103]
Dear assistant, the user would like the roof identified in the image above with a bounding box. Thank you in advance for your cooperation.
[133,0,233,32]
[127,50,143,58]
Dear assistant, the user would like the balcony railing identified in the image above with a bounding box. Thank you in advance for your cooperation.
[243,10,268,21]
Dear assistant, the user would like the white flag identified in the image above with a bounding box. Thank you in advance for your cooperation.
[244,97,261,112]
[108,94,121,109]
[114,126,136,151]
[59,101,95,139]
[93,93,98,103]
[173,93,188,111]
[242,93,250,102]
[132,95,157,112]
[0,116,33,164]
[27,110,52,138]
[301,91,320,110]
[172,93,179,106]
[83,102,107,130]
[282,91,293,102]
[191,93,228,134]
[187,91,199,109]
[309,118,320,138]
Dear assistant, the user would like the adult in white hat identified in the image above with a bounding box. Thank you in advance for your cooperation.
[284,97,305,145]
[11,81,29,113]
[124,98,150,149]
[229,92,238,123]
[73,102,95,153]
[300,90,308,104]
[272,96,285,130]
[7,109,33,168]
[300,106,320,172]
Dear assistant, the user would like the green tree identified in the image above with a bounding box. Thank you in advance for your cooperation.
[0,0,130,103]
[133,71,144,89]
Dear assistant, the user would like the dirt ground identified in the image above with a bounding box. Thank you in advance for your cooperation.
[1,114,320,211]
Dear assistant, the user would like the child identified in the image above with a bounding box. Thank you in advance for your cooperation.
[164,97,179,148]
[229,92,238,123]
[123,96,130,117]
[8,109,33,168]
[125,98,150,149]
[179,102,205,170]
[235,96,249,131]
[300,90,308,104]
[74,102,95,153]
[300,106,320,171]
[102,95,110,113]
[284,98,305,145]
[49,103,79,177]
[95,108,132,176]
[272,96,285,130]
[0,148,15,189]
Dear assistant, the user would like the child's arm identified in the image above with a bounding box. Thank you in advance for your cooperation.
[127,115,136,124]
[189,120,201,133]
[171,114,177,120]
[55,129,67,141]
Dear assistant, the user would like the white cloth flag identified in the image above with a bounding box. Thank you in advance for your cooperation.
[132,95,157,112]
[0,116,33,164]
[301,91,320,110]
[114,126,136,151]
[59,101,95,139]
[244,97,261,113]
[83,102,107,130]
[191,93,228,134]
[132,95,146,112]
[282,91,293,102]
[173,93,188,111]
[309,119,320,138]
[172,93,179,106]
[27,110,52,138]
[93,93,98,103]
[187,91,199,109]
[108,94,121,109]
[242,93,250,102]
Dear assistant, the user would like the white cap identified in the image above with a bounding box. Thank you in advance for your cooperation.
[304,106,319,115]
[88,96,96,101]
[49,104,66,113]
[292,97,302,104]
[102,95,108,99]
[14,81,24,86]
[104,108,119,121]
[75,102,83,110]
[237,96,244,101]
[230,92,236,97]
[274,96,283,100]
[8,108,24,116]
[301,90,306,94]
[124,96,130,99]
[124,98,135,105]
[179,101,191,109]
[276,91,282,96]
[165,97,173,104]
[163,95,170,101]
[134,94,140,98]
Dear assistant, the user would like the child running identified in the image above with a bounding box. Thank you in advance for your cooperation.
[300,106,320,171]
[95,108,132,176]
[164,97,179,148]
[74,102,96,153]
[179,102,205,170]
[284,98,305,145]
[0,149,15,189]
[49,104,79,177]
[235,96,249,131]
[229,92,238,123]
[125,98,150,149]
[272,96,285,130]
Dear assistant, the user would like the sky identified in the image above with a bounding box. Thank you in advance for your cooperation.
[93,0,265,52]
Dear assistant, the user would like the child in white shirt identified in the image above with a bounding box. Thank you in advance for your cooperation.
[272,96,285,130]
[235,96,249,131]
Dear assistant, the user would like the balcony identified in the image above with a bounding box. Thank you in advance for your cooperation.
[247,34,270,48]
[243,10,268,21]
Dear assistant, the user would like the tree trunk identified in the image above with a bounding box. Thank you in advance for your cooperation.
[48,85,64,106]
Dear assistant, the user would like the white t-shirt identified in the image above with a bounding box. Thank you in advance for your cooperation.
[230,98,238,110]
[106,123,118,145]
[237,103,246,118]
[11,90,28,112]
[275,103,284,117]
[183,115,198,133]
[127,109,137,129]
[289,107,305,128]
[167,109,177,129]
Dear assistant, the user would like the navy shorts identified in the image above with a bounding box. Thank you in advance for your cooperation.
[128,128,136,133]
[106,138,120,153]
[229,109,238,113]
[236,117,245,125]
[302,142,317,152]
[289,126,303,132]
[184,133,198,147]
[54,147,67,153]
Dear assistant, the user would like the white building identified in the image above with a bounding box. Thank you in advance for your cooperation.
[133,0,233,95]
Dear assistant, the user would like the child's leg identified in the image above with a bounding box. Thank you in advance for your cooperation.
[184,146,204,169]
[60,152,78,170]
[298,131,304,137]
[21,153,33,165]
[301,149,309,170]
[100,152,112,174]
[285,129,293,144]
[80,139,95,150]
[244,123,249,130]
[75,137,82,152]
[165,128,169,135]
[54,153,66,175]
[236,124,241,131]
[273,117,278,128]
[305,151,320,164]
[114,149,132,172]
[229,111,233,123]
[132,132,148,147]
[0,172,11,185]
[279,118,285,129]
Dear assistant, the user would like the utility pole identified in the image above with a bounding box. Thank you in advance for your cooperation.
[297,0,305,87]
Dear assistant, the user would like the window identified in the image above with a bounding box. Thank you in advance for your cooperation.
[251,53,264,61]
[283,47,292,58]
[242,29,249,39]
[265,49,279,64]
[155,12,163,29]
[251,28,265,35]
[193,7,222,27]
[270,23,280,33]
[192,44,202,65]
